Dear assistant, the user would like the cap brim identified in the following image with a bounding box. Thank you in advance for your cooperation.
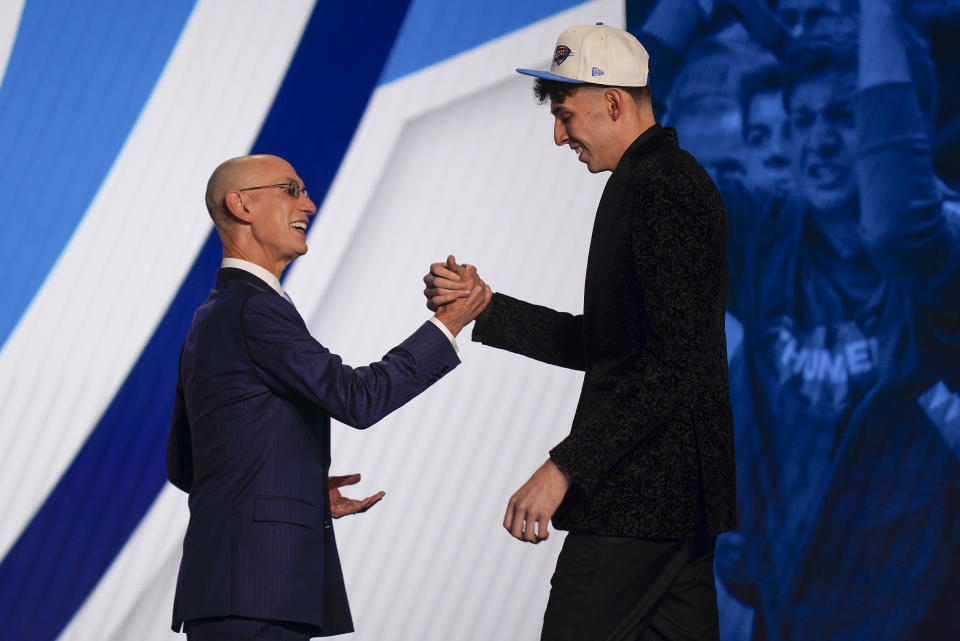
[515,68,586,83]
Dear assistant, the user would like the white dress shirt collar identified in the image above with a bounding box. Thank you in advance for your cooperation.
[221,257,286,298]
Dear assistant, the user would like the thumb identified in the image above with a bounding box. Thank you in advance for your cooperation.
[329,473,361,489]
[447,254,465,275]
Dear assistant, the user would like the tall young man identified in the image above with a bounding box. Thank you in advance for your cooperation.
[426,24,736,640]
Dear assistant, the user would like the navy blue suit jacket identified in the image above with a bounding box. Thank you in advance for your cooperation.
[167,268,459,636]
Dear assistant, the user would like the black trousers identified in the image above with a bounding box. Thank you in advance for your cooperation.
[184,616,315,641]
[541,533,719,641]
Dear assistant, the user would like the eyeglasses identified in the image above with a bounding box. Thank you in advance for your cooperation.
[238,181,309,199]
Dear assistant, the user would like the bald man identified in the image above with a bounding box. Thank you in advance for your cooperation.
[167,155,490,640]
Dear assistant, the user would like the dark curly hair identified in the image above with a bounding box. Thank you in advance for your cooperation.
[533,77,651,105]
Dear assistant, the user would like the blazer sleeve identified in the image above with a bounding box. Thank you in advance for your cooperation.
[471,293,586,371]
[550,164,729,496]
[240,292,460,429]
[166,351,193,492]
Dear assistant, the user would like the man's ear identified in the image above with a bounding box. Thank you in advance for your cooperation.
[224,190,253,223]
[605,87,625,121]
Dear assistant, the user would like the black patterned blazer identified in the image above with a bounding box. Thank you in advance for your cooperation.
[473,124,737,538]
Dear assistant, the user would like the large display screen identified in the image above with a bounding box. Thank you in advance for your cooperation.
[0,1,957,639]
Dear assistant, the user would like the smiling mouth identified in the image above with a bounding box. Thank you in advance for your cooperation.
[571,142,586,160]
[806,162,847,187]
[290,221,307,233]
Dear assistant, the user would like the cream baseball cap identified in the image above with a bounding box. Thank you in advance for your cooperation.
[516,22,649,87]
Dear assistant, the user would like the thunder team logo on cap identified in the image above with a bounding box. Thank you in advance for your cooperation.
[516,23,650,88]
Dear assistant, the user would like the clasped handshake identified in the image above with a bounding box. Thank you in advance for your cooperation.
[423,255,493,336]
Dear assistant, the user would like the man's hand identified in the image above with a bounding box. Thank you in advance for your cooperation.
[329,473,385,518]
[428,255,492,336]
[503,459,571,544]
[424,255,491,310]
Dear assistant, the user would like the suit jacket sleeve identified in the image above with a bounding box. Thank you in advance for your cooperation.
[241,292,460,429]
[166,350,193,492]
[550,166,728,497]
[472,293,586,371]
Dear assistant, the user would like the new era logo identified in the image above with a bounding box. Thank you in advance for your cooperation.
[591,67,604,76]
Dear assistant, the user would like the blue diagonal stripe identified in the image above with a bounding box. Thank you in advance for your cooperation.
[379,0,586,85]
[0,0,198,352]
[0,2,412,639]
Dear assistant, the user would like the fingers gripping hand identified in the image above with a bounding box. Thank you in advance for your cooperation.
[434,280,491,335]
[430,256,492,334]
[503,460,571,544]
[423,255,472,311]
[329,473,385,518]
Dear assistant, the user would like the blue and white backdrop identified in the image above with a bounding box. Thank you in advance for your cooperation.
[1,1,959,640]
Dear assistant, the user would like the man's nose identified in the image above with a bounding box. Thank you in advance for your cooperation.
[554,119,567,147]
[771,128,790,157]
[811,119,841,155]
[303,196,318,215]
